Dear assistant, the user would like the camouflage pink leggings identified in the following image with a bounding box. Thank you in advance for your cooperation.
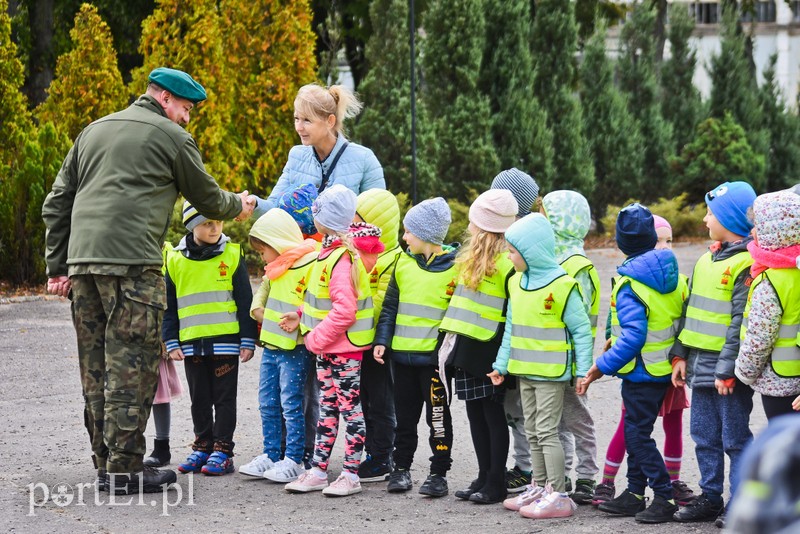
[311,353,366,474]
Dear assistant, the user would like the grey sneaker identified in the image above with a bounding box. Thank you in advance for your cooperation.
[263,458,305,483]
[238,453,274,477]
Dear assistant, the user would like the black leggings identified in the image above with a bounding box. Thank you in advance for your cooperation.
[761,394,796,420]
[465,395,509,499]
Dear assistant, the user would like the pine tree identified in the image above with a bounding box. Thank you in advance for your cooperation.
[708,2,768,191]
[37,4,127,141]
[580,23,643,232]
[670,113,764,200]
[617,2,673,200]
[422,0,499,200]
[352,0,437,198]
[480,0,553,182]
[759,54,800,192]
[661,4,704,155]
[530,0,594,195]
[220,0,317,193]
[131,0,238,189]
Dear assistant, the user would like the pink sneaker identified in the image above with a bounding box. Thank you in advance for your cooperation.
[285,470,328,493]
[322,473,362,497]
[519,485,577,519]
[503,482,547,511]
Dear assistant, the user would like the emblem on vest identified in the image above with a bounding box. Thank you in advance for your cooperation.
[544,293,554,311]
[446,279,456,297]
[320,264,328,282]
[295,276,307,295]
[720,266,732,286]
[369,267,379,286]
[218,261,229,277]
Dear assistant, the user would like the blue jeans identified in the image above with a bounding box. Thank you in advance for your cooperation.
[622,380,672,499]
[690,385,753,499]
[259,346,311,463]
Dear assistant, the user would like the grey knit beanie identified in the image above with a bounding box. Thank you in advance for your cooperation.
[312,184,357,233]
[403,197,451,245]
[490,168,540,218]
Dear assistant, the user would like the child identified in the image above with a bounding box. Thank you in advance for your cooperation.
[735,189,800,420]
[580,203,687,524]
[670,181,757,526]
[593,214,695,508]
[281,184,384,497]
[238,208,318,481]
[163,201,257,476]
[374,197,458,498]
[542,190,600,505]
[490,168,540,493]
[440,190,518,504]
[355,189,403,481]
[488,213,592,519]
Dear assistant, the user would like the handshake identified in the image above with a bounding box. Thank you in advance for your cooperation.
[234,191,259,222]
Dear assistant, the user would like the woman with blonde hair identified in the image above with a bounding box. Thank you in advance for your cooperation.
[253,84,385,216]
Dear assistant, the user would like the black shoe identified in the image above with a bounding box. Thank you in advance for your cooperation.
[505,466,532,494]
[714,506,727,528]
[387,468,413,493]
[143,438,171,468]
[96,469,108,492]
[571,479,596,505]
[636,495,678,524]
[564,476,573,493]
[419,474,448,497]
[598,489,647,516]
[109,466,178,495]
[673,494,724,522]
[357,455,392,482]
[455,478,483,500]
[469,491,505,504]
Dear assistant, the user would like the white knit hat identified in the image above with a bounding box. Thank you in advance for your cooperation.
[469,190,518,233]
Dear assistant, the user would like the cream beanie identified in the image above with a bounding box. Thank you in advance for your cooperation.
[249,208,304,254]
[469,190,518,233]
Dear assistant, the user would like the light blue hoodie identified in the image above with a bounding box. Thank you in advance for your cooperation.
[493,213,594,381]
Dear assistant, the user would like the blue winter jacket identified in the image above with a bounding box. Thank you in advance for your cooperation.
[493,214,594,382]
[596,249,680,383]
[254,134,385,216]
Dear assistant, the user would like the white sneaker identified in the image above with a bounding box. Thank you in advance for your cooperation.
[238,454,274,477]
[285,470,329,493]
[322,473,362,497]
[264,458,305,483]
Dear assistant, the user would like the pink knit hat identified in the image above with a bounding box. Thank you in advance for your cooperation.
[469,189,518,233]
[652,214,671,232]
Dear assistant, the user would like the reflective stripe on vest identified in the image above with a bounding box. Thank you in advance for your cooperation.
[678,250,753,351]
[167,243,241,342]
[299,247,375,347]
[610,275,687,378]
[506,273,578,378]
[740,269,800,377]
[391,253,457,352]
[368,245,402,320]
[260,258,316,350]
[439,252,514,341]
[561,254,600,338]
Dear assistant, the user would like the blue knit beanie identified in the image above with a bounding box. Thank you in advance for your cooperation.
[705,181,757,238]
[615,203,658,257]
[403,197,451,245]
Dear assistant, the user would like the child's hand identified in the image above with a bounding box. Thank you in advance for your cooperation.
[603,338,612,352]
[373,345,386,364]
[169,348,185,361]
[486,370,504,386]
[671,358,687,388]
[240,348,254,363]
[279,312,300,333]
[715,378,735,396]
[793,394,800,411]
[577,364,603,395]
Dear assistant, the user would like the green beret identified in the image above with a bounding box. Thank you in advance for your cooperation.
[148,67,207,103]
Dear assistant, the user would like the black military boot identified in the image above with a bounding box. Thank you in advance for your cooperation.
[109,466,177,495]
[143,439,171,467]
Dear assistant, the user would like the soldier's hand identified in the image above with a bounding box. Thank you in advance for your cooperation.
[169,348,185,361]
[46,276,71,298]
[240,348,254,363]
[235,190,256,221]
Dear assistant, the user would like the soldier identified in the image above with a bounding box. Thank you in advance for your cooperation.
[42,67,253,494]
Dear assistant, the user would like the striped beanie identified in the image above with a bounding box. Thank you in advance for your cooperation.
[490,168,539,218]
[182,201,207,231]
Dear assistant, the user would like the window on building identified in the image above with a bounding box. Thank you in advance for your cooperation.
[792,1,800,22]
[691,2,719,25]
[741,1,776,23]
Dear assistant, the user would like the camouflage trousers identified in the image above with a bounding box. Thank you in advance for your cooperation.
[70,269,166,474]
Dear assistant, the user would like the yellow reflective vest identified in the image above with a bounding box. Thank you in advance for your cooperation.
[740,268,800,377]
[678,250,753,352]
[368,244,403,321]
[391,253,458,352]
[167,243,242,342]
[560,254,600,338]
[507,273,579,378]
[260,258,316,350]
[300,247,375,347]
[439,252,515,341]
[610,275,687,377]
